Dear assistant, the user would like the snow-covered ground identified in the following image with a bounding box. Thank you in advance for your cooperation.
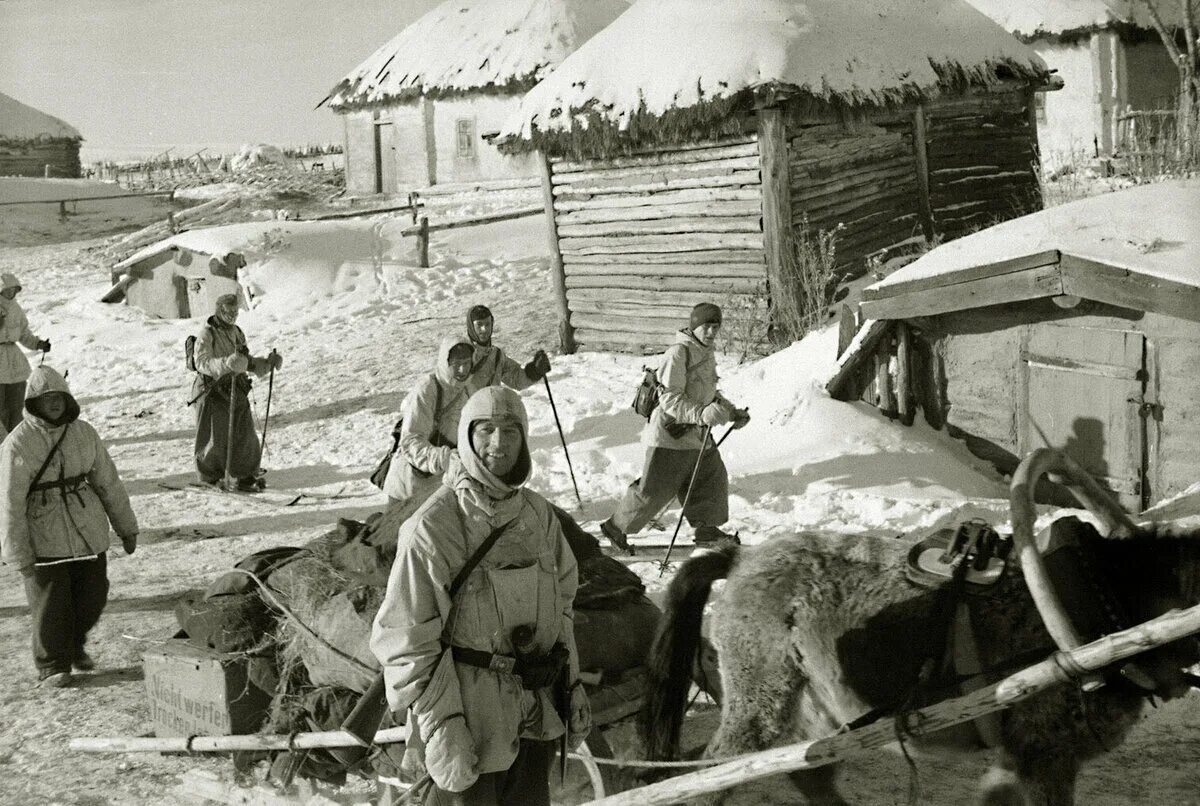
[1,203,1198,805]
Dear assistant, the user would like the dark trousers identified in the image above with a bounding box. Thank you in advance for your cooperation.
[193,376,261,482]
[23,554,109,674]
[1,380,26,433]
[611,445,729,535]
[425,739,555,806]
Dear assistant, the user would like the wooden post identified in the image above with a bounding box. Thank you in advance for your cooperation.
[911,103,935,243]
[539,151,576,354]
[1026,88,1044,209]
[757,106,796,342]
[58,200,67,220]
[896,322,913,426]
[417,216,430,268]
[874,349,895,417]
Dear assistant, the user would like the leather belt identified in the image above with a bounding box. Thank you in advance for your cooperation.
[452,645,517,675]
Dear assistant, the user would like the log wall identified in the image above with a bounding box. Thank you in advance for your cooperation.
[924,91,1041,241]
[788,122,921,276]
[0,138,81,178]
[547,138,765,353]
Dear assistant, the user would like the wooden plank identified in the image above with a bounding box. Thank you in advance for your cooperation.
[859,265,1064,319]
[553,141,758,173]
[571,312,684,334]
[541,152,575,353]
[556,199,762,224]
[550,135,756,166]
[559,232,764,255]
[896,321,913,425]
[553,186,761,213]
[825,320,892,399]
[570,299,760,323]
[758,106,795,335]
[553,165,761,195]
[792,163,915,203]
[561,249,763,266]
[859,249,1061,300]
[553,155,760,185]
[572,328,675,352]
[569,287,759,307]
[552,170,761,198]
[1060,254,1200,323]
[565,275,762,293]
[564,262,764,279]
[556,216,762,238]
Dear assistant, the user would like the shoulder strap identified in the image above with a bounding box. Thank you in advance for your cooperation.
[448,515,518,601]
[28,425,71,496]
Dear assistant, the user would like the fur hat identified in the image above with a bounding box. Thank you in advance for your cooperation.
[689,302,722,329]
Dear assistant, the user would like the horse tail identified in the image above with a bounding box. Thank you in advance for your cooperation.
[638,543,739,760]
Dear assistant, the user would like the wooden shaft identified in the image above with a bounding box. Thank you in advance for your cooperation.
[416,217,430,268]
[540,151,575,354]
[583,602,1200,806]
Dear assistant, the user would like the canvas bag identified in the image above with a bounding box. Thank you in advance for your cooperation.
[370,381,444,489]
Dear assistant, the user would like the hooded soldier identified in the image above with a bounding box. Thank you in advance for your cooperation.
[371,386,590,805]
[0,272,52,433]
[380,335,475,522]
[0,366,138,688]
[463,304,551,395]
[191,293,282,490]
[601,302,749,551]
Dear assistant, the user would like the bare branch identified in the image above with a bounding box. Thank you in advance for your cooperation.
[1138,0,1185,63]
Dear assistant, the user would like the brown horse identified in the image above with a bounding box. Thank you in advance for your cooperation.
[639,451,1200,805]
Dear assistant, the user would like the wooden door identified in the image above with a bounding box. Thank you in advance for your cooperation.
[185,276,208,319]
[374,122,396,194]
[1019,324,1146,510]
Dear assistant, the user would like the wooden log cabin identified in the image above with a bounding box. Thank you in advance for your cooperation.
[495,0,1056,354]
[0,92,82,178]
[827,180,1200,512]
[320,0,627,195]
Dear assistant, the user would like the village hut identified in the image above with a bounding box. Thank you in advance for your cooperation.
[321,0,629,195]
[0,91,82,178]
[495,0,1056,355]
[826,179,1200,512]
[965,0,1183,164]
[111,237,244,320]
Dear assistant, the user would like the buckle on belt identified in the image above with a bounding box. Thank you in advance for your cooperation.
[489,655,516,674]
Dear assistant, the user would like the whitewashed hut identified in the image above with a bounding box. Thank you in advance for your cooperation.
[496,0,1055,354]
[827,179,1200,511]
[0,92,82,178]
[965,0,1182,164]
[322,0,629,195]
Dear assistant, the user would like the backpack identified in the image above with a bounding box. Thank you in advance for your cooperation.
[370,380,446,490]
[631,367,662,420]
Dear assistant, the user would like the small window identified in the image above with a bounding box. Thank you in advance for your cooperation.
[456,118,476,158]
[1034,92,1047,124]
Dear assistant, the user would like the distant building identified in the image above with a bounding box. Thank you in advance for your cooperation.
[321,0,628,195]
[965,0,1180,165]
[0,92,82,178]
[497,0,1053,354]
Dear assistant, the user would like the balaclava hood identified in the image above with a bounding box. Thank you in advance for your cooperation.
[466,304,494,346]
[457,386,531,495]
[435,335,475,387]
[24,365,81,427]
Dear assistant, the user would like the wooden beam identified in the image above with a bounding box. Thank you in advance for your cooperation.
[860,249,1061,301]
[757,106,796,337]
[896,322,913,426]
[540,151,576,353]
[911,104,935,242]
[1059,254,1200,324]
[859,266,1064,320]
[825,319,892,400]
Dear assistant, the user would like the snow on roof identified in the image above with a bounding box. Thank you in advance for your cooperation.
[871,179,1200,293]
[0,92,82,141]
[498,0,1049,148]
[324,0,630,109]
[964,0,1179,39]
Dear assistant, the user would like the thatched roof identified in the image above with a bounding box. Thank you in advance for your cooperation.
[324,0,629,111]
[0,92,82,141]
[964,0,1183,41]
[497,0,1052,156]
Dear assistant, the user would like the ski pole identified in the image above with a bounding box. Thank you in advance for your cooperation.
[222,373,238,491]
[260,349,278,460]
[647,420,739,533]
[658,424,712,576]
[543,376,583,509]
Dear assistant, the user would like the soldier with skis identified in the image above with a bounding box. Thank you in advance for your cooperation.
[380,335,475,522]
[191,293,282,491]
[370,386,590,805]
[463,304,551,393]
[0,273,52,434]
[601,302,749,551]
[0,366,138,688]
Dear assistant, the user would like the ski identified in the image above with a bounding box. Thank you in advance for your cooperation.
[157,482,305,508]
